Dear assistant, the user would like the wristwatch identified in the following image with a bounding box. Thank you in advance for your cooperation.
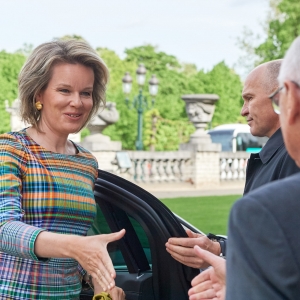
[218,240,226,258]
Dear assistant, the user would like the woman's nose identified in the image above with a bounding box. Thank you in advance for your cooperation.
[70,93,83,107]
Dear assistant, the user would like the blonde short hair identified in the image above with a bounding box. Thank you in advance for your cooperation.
[18,39,109,130]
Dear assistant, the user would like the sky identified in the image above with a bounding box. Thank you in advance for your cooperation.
[0,0,269,76]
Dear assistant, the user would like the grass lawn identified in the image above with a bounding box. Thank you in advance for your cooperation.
[160,194,242,235]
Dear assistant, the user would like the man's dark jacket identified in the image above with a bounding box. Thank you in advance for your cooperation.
[226,172,300,299]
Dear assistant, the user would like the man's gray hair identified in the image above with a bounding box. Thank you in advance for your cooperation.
[278,36,300,85]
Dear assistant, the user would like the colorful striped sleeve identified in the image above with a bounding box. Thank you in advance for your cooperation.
[0,134,46,261]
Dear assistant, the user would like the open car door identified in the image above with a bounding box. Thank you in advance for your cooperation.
[80,170,200,300]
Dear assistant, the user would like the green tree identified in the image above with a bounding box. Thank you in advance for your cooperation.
[96,47,139,149]
[125,44,181,73]
[143,109,194,151]
[256,0,300,63]
[0,51,26,133]
[124,45,189,121]
[201,62,244,127]
[57,34,88,42]
[100,45,243,149]
[100,45,195,149]
[237,0,300,68]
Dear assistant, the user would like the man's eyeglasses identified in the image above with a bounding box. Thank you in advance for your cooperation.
[269,86,283,114]
[269,81,300,114]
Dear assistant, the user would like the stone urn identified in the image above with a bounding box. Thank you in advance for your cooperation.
[182,94,219,144]
[180,94,221,152]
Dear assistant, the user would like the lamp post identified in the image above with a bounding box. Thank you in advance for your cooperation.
[122,64,159,150]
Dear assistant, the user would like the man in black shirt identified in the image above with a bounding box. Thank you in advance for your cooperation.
[165,60,300,269]
[188,36,300,300]
[241,60,299,194]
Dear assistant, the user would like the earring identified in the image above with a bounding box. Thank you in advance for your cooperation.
[35,101,43,111]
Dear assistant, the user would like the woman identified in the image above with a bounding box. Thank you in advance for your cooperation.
[0,40,125,299]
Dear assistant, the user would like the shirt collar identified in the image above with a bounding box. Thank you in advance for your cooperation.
[259,128,284,164]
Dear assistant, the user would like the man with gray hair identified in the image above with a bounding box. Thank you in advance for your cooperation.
[166,59,300,269]
[188,36,300,300]
[241,59,299,194]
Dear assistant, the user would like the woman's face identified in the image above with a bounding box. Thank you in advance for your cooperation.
[36,62,94,137]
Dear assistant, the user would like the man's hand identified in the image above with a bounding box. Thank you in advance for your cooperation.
[165,229,221,268]
[188,246,226,300]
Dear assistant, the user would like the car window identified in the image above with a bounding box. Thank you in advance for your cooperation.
[208,130,234,151]
[87,203,152,269]
[236,133,268,152]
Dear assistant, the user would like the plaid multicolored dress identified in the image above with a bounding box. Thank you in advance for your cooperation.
[0,129,98,299]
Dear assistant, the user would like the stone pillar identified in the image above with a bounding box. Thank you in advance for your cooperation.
[193,150,220,186]
[180,94,221,187]
[92,151,118,172]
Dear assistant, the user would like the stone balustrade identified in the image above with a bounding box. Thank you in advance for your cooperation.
[126,151,193,183]
[220,152,250,181]
[93,150,250,185]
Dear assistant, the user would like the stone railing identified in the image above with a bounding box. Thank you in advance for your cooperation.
[120,151,193,183]
[220,152,250,181]
[94,150,250,185]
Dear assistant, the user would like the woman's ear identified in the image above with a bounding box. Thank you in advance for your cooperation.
[35,91,43,104]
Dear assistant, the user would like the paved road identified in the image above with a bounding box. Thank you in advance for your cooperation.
[137,182,245,199]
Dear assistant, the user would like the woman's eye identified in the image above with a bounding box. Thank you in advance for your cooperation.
[81,91,92,97]
[60,89,70,93]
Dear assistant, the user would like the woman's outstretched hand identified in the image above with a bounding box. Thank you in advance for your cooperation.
[75,229,126,291]
[34,229,126,292]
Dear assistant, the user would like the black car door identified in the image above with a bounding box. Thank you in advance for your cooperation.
[80,170,200,300]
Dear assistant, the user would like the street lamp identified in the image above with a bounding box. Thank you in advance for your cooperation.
[122,64,159,150]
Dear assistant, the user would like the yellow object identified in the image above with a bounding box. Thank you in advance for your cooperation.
[92,292,113,300]
[35,101,43,110]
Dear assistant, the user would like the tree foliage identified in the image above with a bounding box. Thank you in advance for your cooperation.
[201,62,244,127]
[238,0,300,69]
[102,45,242,149]
[256,0,300,63]
[0,51,26,134]
[143,109,194,151]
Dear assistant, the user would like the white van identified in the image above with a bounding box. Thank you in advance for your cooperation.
[207,124,268,153]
